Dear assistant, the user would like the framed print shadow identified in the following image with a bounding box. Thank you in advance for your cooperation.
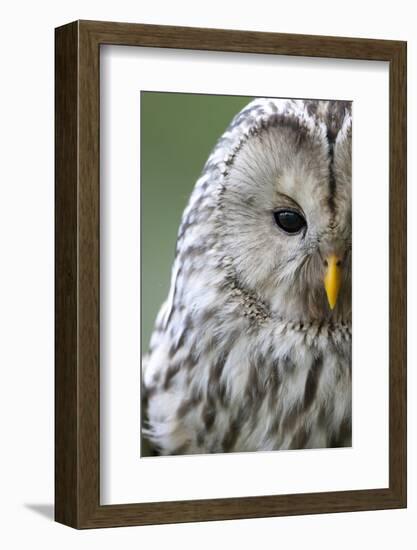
[55,20,407,528]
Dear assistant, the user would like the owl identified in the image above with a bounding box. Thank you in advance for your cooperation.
[142,98,352,455]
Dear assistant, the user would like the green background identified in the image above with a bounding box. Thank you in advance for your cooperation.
[141,92,253,352]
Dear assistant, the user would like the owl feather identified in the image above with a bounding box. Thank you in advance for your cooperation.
[143,98,352,455]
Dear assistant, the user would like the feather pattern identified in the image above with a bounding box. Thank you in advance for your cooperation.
[143,98,352,455]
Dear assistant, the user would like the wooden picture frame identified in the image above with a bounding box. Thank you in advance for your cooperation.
[55,20,407,529]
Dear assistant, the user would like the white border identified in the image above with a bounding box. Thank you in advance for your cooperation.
[100,45,389,504]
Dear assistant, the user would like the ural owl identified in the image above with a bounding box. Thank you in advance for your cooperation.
[142,98,352,455]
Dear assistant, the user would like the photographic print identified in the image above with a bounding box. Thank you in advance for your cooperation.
[55,20,406,528]
[141,92,352,456]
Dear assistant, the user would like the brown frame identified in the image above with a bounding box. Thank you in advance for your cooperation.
[55,20,407,529]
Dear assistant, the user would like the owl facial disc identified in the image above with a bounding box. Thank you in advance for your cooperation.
[324,254,343,310]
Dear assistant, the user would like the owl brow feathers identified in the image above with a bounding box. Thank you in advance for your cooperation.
[319,101,352,219]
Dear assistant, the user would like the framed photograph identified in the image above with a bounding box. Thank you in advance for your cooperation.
[55,20,407,528]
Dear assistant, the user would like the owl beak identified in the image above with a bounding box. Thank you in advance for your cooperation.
[323,254,343,310]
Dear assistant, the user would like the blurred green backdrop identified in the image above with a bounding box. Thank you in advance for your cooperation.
[141,92,253,351]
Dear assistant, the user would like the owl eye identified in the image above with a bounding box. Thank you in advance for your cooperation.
[273,210,306,234]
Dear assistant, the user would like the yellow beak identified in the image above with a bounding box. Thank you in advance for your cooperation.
[324,254,342,310]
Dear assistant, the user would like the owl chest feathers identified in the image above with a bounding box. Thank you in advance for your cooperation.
[143,307,352,455]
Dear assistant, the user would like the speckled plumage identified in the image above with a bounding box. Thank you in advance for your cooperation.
[142,98,352,455]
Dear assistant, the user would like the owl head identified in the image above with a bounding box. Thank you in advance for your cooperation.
[213,99,352,324]
[169,98,352,331]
